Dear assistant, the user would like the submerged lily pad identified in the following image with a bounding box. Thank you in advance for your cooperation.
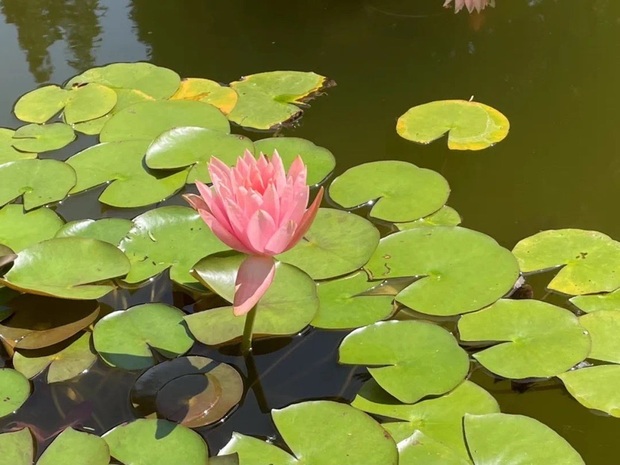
[459,299,590,379]
[0,205,64,252]
[579,311,620,363]
[571,289,620,313]
[171,78,238,114]
[512,229,620,295]
[0,428,33,465]
[0,128,37,163]
[365,227,519,316]
[340,320,469,403]
[396,100,509,150]
[396,206,461,230]
[0,368,30,418]
[37,427,110,465]
[13,85,69,123]
[55,218,133,245]
[558,365,620,417]
[329,161,450,222]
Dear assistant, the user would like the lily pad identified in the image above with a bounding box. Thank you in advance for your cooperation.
[13,85,69,123]
[103,419,209,465]
[220,400,398,465]
[11,123,75,153]
[329,161,450,222]
[0,205,64,252]
[579,311,620,363]
[93,303,194,370]
[171,78,238,114]
[63,83,117,124]
[339,320,469,403]
[396,100,509,150]
[458,299,590,379]
[397,431,470,465]
[0,159,76,210]
[37,427,110,465]
[571,288,620,313]
[464,413,584,464]
[66,140,188,208]
[558,365,620,417]
[0,429,33,465]
[365,227,519,316]
[396,206,461,230]
[0,368,30,418]
[55,218,133,245]
[512,229,620,295]
[277,208,380,280]
[0,237,130,299]
[0,128,37,163]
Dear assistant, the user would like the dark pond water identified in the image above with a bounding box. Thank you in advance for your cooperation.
[0,0,619,462]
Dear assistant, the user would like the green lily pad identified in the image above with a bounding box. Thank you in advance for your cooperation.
[558,365,620,417]
[329,161,450,222]
[0,368,30,418]
[340,320,469,403]
[313,271,394,329]
[0,237,130,299]
[227,71,327,130]
[571,288,620,313]
[464,413,584,464]
[66,140,188,208]
[93,303,194,370]
[119,206,229,286]
[365,227,519,316]
[37,427,110,465]
[579,311,620,363]
[0,429,33,465]
[13,332,97,383]
[277,208,380,280]
[55,218,133,245]
[13,85,69,123]
[512,229,620,295]
[100,100,230,143]
[0,159,76,210]
[103,419,209,465]
[396,206,461,230]
[458,299,590,379]
[11,123,75,153]
[63,83,117,124]
[0,128,37,163]
[0,205,64,252]
[397,431,470,465]
[396,100,509,151]
[220,400,398,465]
[171,78,238,114]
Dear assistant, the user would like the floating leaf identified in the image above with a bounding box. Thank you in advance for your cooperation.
[37,427,110,465]
[396,206,461,230]
[329,161,450,222]
[397,431,470,465]
[278,208,380,280]
[512,229,620,295]
[63,83,117,124]
[396,100,509,150]
[0,205,63,252]
[93,303,194,370]
[0,128,37,163]
[13,85,69,123]
[55,218,133,245]
[171,78,238,114]
[11,123,75,153]
[579,311,620,363]
[340,320,469,403]
[365,227,519,316]
[571,288,620,313]
[0,368,30,418]
[0,237,130,299]
[0,429,33,465]
[558,365,620,417]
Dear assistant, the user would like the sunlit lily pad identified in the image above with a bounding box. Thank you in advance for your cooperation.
[103,419,209,465]
[93,303,194,370]
[13,85,69,123]
[397,431,470,465]
[277,208,380,280]
[63,83,117,124]
[0,159,76,210]
[579,311,620,363]
[396,100,509,150]
[464,413,584,464]
[458,299,590,379]
[37,427,110,465]
[329,161,450,222]
[365,227,519,316]
[220,400,398,465]
[340,320,469,403]
[396,206,461,230]
[0,128,37,163]
[55,218,133,245]
[0,428,33,465]
[571,288,620,313]
[11,123,75,153]
[0,237,130,299]
[66,141,188,208]
[171,78,238,114]
[0,205,63,252]
[558,365,620,417]
[512,229,620,295]
[0,368,30,418]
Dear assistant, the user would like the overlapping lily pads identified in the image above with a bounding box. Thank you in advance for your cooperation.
[0,368,30,418]
[0,205,63,252]
[171,78,238,114]
[558,365,620,417]
[579,311,620,363]
[37,428,110,465]
[0,428,33,465]
[396,206,461,230]
[571,288,620,313]
[0,128,37,163]
[55,218,133,245]
[11,123,75,153]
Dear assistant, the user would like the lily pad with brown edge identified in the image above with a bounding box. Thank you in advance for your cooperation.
[328,161,450,222]
[512,229,620,295]
[37,427,110,465]
[66,140,188,208]
[277,208,380,280]
[131,356,243,428]
[171,78,238,114]
[458,299,591,379]
[119,206,230,287]
[0,205,64,252]
[0,159,76,210]
[0,368,30,418]
[0,128,37,164]
[0,237,130,299]
[227,71,328,130]
[571,288,620,313]
[339,320,469,403]
[396,100,509,151]
[219,400,398,465]
[93,303,194,370]
[0,428,33,465]
[578,311,620,363]
[13,85,69,124]
[558,365,620,417]
[396,206,461,230]
[13,332,97,383]
[365,226,519,316]
[55,218,133,245]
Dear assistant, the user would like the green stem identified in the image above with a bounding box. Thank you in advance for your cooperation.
[241,305,257,355]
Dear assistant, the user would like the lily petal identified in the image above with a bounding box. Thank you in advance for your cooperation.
[285,187,324,252]
[234,255,276,316]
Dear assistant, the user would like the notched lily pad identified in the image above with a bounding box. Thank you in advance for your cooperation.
[12,123,75,153]
[397,431,470,465]
[0,128,37,164]
[558,365,620,417]
[571,288,620,313]
[37,427,110,465]
[63,83,117,125]
[579,311,620,363]
[0,205,64,252]
[0,368,30,418]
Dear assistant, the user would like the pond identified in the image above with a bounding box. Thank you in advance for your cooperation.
[0,0,619,464]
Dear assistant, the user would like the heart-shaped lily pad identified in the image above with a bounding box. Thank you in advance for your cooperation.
[396,100,509,150]
[571,288,620,313]
[37,427,110,465]
[579,311,620,363]
[365,227,519,316]
[0,368,30,418]
[464,413,584,464]
[220,400,398,465]
[0,428,33,465]
[558,365,620,417]
[55,218,133,245]
[396,206,461,230]
[103,419,209,465]
[397,431,470,465]
[93,303,194,370]
[0,159,76,210]
[0,237,130,299]
[328,161,450,222]
[512,229,620,295]
[0,128,37,163]
[171,78,238,114]
[13,85,69,123]
[458,299,590,379]
[340,320,469,403]
[277,208,380,280]
[0,205,64,252]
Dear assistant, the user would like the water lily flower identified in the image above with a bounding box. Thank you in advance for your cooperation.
[444,0,495,13]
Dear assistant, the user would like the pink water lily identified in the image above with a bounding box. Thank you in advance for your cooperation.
[185,150,323,317]
[444,0,495,13]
